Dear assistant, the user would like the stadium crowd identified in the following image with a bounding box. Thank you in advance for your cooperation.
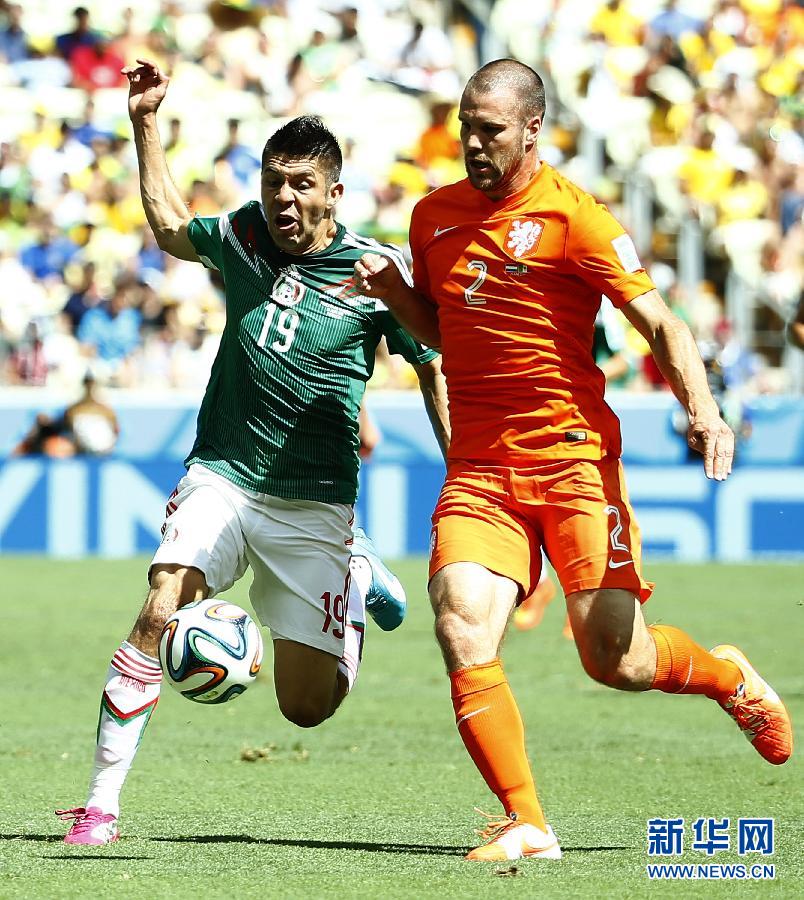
[0,0,801,395]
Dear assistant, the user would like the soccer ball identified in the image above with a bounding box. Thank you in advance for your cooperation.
[159,599,263,704]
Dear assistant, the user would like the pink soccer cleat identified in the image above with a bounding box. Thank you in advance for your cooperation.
[57,807,119,845]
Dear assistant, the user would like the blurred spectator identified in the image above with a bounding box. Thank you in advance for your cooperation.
[0,3,27,63]
[72,98,115,148]
[240,30,294,115]
[63,372,119,455]
[589,0,644,47]
[19,218,79,281]
[215,119,260,188]
[11,412,75,457]
[678,130,734,212]
[52,172,89,230]
[56,6,98,62]
[385,17,460,97]
[716,166,769,224]
[416,98,460,168]
[137,230,166,278]
[8,320,47,385]
[70,35,127,92]
[63,261,103,332]
[26,122,94,199]
[649,0,705,41]
[77,280,142,377]
[55,6,99,61]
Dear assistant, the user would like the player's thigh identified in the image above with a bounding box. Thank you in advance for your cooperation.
[272,638,341,726]
[567,587,649,651]
[150,465,249,599]
[429,465,540,599]
[540,458,653,602]
[245,496,353,661]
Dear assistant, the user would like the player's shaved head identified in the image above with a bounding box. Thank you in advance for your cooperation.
[464,59,545,124]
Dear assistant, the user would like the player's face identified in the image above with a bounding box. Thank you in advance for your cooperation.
[261,155,343,254]
[459,89,541,199]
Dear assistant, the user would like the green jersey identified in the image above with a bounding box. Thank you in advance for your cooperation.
[184,201,436,504]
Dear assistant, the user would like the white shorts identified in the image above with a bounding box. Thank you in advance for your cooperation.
[151,464,354,657]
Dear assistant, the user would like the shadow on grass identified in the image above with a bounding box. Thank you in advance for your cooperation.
[41,854,154,861]
[155,835,465,856]
[0,834,630,857]
[1,835,63,843]
[153,835,631,855]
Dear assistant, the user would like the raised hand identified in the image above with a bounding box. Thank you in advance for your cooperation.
[122,58,169,121]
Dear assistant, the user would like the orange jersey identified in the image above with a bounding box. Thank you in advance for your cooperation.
[409,163,655,463]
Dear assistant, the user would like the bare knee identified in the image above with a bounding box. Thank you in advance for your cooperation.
[434,604,476,653]
[576,638,642,688]
[569,590,655,690]
[277,696,330,728]
[429,564,518,670]
[130,565,207,650]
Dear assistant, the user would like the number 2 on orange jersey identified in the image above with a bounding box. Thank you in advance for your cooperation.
[464,260,487,306]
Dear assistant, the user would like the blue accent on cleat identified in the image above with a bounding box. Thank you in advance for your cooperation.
[351,527,407,631]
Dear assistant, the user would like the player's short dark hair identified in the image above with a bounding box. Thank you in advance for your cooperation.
[464,59,546,124]
[262,116,343,185]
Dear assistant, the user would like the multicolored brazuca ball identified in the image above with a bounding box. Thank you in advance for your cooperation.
[159,599,263,704]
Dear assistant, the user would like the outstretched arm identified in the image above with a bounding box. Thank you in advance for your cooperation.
[623,289,734,480]
[413,357,450,461]
[123,58,198,262]
[354,253,441,349]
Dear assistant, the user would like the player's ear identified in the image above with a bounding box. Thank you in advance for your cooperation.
[525,115,541,150]
[326,181,344,210]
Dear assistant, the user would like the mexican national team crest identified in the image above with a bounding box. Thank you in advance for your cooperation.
[272,273,304,307]
[505,217,544,259]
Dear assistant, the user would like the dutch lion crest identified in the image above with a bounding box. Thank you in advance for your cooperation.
[505,218,544,259]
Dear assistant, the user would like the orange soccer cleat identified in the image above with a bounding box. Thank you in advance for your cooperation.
[465,811,562,861]
[710,645,793,765]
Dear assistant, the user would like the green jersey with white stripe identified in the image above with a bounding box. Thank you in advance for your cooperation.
[185,200,436,503]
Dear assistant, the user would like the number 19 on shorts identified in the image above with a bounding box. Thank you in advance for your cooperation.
[321,591,345,639]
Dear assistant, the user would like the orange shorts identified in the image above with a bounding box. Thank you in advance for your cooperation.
[429,457,654,602]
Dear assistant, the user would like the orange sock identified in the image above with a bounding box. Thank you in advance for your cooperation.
[449,659,546,830]
[649,625,741,701]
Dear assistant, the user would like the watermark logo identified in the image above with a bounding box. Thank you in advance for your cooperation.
[738,819,774,855]
[647,818,685,856]
[691,817,731,855]
[646,818,776,881]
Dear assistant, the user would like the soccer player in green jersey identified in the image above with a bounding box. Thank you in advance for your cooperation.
[58,58,450,846]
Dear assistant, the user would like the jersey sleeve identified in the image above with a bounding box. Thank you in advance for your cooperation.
[379,311,439,364]
[187,210,235,271]
[566,197,655,308]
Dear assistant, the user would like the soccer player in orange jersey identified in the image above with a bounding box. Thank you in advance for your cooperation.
[355,59,793,862]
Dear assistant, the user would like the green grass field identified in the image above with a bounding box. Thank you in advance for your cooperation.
[0,557,802,898]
